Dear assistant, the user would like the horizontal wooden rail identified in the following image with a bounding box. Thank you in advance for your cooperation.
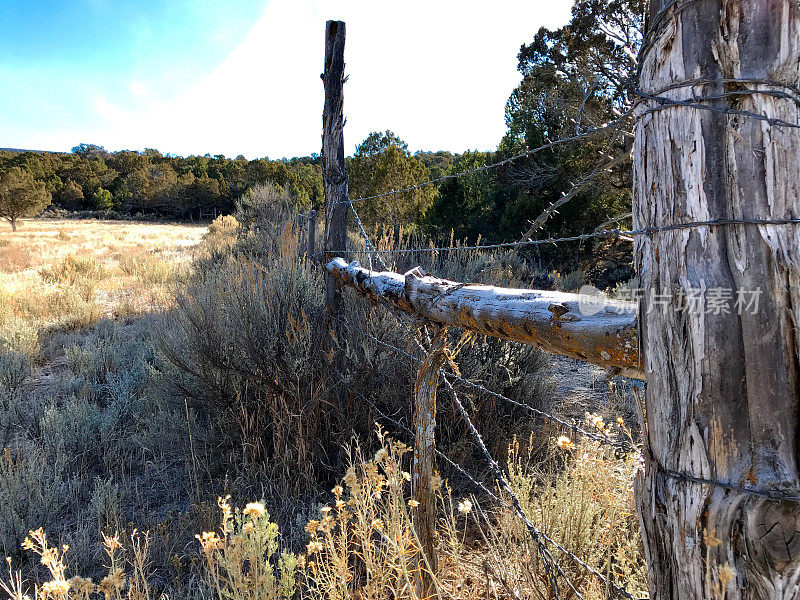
[327,258,643,379]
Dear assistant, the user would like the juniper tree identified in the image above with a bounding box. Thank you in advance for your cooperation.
[0,167,51,231]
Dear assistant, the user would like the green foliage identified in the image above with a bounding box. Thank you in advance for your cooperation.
[0,166,52,230]
[0,146,323,221]
[349,131,436,231]
[494,0,641,243]
[422,0,641,274]
[57,179,85,209]
[93,187,114,210]
[425,151,493,240]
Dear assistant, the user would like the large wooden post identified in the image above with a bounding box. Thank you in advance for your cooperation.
[307,209,317,259]
[322,20,349,313]
[634,1,800,597]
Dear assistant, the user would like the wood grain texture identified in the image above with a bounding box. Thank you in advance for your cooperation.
[412,327,446,598]
[326,257,643,378]
[322,20,348,309]
[635,1,800,597]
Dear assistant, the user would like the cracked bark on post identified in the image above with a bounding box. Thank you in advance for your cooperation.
[635,1,800,598]
[322,21,349,401]
[326,257,642,378]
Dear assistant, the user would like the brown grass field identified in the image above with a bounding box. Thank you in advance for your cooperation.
[0,218,205,313]
[0,215,649,600]
[0,219,205,357]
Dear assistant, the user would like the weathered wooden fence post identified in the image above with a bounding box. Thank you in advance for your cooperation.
[322,20,348,314]
[635,1,800,597]
[412,328,447,597]
[306,209,317,259]
[296,213,306,257]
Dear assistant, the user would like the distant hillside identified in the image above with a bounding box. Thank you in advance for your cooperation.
[0,148,64,154]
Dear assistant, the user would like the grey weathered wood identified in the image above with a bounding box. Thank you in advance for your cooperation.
[321,21,348,391]
[306,209,317,259]
[635,1,800,597]
[412,328,446,598]
[322,20,349,310]
[326,257,642,378]
[296,214,306,257]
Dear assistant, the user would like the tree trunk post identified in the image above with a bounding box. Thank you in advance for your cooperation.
[322,20,349,312]
[307,209,317,260]
[296,213,306,258]
[635,1,800,598]
[413,327,447,598]
[10,218,17,232]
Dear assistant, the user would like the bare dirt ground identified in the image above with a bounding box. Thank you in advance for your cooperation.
[548,353,644,426]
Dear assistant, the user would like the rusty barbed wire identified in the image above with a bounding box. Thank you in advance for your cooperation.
[325,216,800,256]
[333,315,636,453]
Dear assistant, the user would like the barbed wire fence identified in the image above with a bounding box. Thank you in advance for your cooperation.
[303,10,800,599]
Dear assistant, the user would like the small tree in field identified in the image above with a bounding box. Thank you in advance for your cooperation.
[0,167,51,231]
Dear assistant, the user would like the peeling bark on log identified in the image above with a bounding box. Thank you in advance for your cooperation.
[326,257,643,379]
[635,1,800,598]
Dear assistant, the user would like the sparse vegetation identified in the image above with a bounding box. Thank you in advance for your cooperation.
[0,200,645,599]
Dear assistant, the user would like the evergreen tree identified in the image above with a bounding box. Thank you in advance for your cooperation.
[0,167,52,231]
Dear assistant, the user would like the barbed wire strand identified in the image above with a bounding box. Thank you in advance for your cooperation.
[326,216,800,256]
[334,373,640,600]
[305,26,800,598]
[337,208,579,599]
[341,111,637,206]
[335,193,800,501]
[635,88,800,129]
[333,315,634,452]
[333,310,800,505]
[345,93,799,213]
[331,376,571,600]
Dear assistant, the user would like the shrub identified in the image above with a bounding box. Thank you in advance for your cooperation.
[39,254,106,288]
[118,253,178,286]
[0,442,71,557]
[196,497,297,600]
[0,351,30,395]
[4,527,154,600]
[476,417,648,599]
[0,316,39,358]
[164,193,554,497]
[207,214,239,237]
[302,430,430,600]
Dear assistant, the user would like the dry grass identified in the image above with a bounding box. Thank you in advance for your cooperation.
[0,211,648,599]
[2,424,646,600]
[0,219,205,356]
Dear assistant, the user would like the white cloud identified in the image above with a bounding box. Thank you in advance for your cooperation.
[128,80,148,97]
[89,0,573,158]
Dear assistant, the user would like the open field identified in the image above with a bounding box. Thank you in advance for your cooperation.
[0,219,206,357]
[0,212,647,599]
[0,218,206,310]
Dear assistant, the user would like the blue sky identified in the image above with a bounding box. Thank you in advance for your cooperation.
[0,0,573,158]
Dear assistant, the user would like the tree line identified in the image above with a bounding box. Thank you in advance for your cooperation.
[0,145,324,220]
[1,0,640,267]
